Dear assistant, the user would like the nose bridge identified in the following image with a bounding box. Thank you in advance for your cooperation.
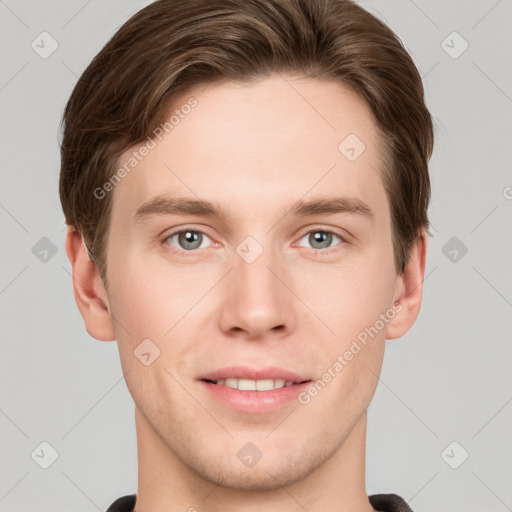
[219,234,294,338]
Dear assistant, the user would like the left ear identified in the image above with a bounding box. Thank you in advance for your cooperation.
[386,229,428,340]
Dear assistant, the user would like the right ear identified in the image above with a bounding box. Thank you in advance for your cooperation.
[64,225,116,341]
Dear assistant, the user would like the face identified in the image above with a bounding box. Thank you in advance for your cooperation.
[98,76,408,490]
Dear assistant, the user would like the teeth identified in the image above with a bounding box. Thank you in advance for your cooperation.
[219,378,291,390]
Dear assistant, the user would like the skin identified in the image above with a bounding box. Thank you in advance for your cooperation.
[66,75,427,512]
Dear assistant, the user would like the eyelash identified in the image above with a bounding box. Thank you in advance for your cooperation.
[160,226,347,257]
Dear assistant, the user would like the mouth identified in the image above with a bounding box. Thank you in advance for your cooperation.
[197,366,313,413]
[201,378,311,391]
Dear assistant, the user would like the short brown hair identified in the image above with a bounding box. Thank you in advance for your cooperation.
[59,0,434,282]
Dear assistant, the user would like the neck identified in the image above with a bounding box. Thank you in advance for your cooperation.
[134,407,376,512]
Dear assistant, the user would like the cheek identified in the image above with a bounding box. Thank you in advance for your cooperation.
[107,253,198,340]
[306,256,395,343]
[106,255,217,387]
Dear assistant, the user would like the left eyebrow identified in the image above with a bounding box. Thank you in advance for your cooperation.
[287,196,374,224]
[132,194,375,226]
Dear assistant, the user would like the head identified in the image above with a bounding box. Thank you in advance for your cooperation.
[61,0,433,493]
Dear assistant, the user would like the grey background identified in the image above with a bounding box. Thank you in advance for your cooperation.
[1,1,511,511]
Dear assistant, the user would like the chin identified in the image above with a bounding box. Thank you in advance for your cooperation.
[183,442,328,492]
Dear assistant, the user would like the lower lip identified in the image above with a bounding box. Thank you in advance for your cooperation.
[198,380,312,413]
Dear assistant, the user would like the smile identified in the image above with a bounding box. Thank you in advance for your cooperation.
[202,378,309,390]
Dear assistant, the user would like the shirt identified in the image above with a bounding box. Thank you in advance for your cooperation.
[106,493,414,511]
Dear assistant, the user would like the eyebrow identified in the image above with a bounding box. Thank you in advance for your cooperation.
[132,194,375,226]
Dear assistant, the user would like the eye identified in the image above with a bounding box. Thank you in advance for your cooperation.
[163,229,213,252]
[296,229,345,254]
[161,227,346,256]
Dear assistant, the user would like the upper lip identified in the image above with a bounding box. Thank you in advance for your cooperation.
[198,366,311,383]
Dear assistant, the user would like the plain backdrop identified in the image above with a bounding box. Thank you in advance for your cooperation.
[1,1,511,511]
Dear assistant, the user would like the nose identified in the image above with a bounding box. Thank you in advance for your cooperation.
[218,241,296,340]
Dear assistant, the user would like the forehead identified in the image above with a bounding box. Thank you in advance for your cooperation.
[110,76,388,227]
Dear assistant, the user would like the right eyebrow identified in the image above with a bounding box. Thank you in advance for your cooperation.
[133,195,229,224]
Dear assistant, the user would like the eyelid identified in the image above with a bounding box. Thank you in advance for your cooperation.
[294,225,349,242]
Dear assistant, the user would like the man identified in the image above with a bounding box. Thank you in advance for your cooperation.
[59,0,433,510]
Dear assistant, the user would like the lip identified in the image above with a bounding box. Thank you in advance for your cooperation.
[197,366,309,383]
[198,380,312,413]
[197,366,312,414]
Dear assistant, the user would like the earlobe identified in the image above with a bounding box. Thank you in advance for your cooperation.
[385,230,427,340]
[65,225,116,341]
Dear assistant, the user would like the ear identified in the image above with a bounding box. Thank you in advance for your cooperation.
[385,230,428,340]
[65,225,116,341]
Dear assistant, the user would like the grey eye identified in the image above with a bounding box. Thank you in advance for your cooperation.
[166,230,211,251]
[298,230,342,250]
